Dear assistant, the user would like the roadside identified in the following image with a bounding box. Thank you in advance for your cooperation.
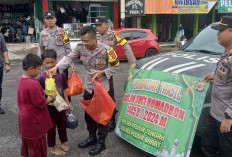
[159,41,178,53]
[6,42,178,60]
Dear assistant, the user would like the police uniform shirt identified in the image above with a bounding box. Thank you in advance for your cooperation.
[210,50,232,122]
[56,42,120,94]
[39,26,71,62]
[97,30,136,64]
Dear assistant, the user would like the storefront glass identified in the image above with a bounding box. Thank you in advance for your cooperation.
[0,3,35,42]
[52,1,109,39]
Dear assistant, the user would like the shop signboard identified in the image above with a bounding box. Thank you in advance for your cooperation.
[115,69,209,157]
[218,0,232,13]
[145,0,215,14]
[125,0,145,16]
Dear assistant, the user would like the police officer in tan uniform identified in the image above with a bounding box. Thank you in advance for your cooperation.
[39,11,73,78]
[203,16,232,157]
[95,16,136,132]
[48,26,119,156]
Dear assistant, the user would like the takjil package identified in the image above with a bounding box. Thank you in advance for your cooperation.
[45,74,56,96]
[66,70,84,96]
[79,79,115,125]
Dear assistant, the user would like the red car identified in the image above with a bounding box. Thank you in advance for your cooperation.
[114,28,160,59]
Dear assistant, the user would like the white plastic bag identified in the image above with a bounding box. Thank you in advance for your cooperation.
[53,92,68,112]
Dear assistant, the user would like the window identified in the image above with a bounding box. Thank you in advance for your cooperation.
[89,5,107,24]
[132,31,148,40]
[120,31,132,41]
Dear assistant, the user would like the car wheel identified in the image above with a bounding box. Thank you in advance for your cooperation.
[145,49,157,57]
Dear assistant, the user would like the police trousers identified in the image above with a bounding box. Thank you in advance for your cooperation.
[201,113,232,157]
[83,90,108,140]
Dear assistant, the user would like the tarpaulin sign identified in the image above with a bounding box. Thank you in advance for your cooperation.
[115,69,209,157]
[218,0,232,13]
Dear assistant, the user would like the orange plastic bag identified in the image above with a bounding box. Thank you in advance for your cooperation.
[66,71,84,96]
[79,79,115,125]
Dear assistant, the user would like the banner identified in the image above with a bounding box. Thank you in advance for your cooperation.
[218,0,232,13]
[115,69,209,157]
[145,0,216,14]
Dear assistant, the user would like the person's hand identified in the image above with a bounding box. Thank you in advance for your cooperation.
[204,73,214,82]
[52,90,57,98]
[67,103,73,111]
[220,118,232,133]
[92,70,104,80]
[48,66,58,76]
[4,64,10,73]
[72,66,76,71]
[129,62,136,69]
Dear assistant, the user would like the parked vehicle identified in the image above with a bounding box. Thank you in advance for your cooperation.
[133,23,224,156]
[114,28,160,59]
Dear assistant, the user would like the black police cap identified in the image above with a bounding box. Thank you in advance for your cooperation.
[211,16,232,31]
[45,11,55,19]
[95,16,108,24]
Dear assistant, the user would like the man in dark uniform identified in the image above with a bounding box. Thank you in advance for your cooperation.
[95,16,136,132]
[48,26,119,156]
[203,16,232,157]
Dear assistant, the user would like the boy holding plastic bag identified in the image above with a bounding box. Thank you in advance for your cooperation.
[48,26,119,156]
[17,54,56,157]
[37,50,73,156]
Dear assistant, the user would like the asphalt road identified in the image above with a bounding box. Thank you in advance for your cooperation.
[0,60,154,157]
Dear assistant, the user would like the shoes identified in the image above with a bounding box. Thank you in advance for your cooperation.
[0,106,5,114]
[78,136,97,148]
[89,140,106,156]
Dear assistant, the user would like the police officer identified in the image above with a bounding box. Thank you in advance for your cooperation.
[39,11,74,78]
[95,16,136,132]
[203,16,232,157]
[48,26,119,156]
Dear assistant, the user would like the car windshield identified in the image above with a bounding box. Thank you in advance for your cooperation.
[180,24,224,54]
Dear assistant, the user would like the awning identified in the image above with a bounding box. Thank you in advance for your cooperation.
[145,0,217,14]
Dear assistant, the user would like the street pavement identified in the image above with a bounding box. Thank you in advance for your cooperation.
[0,59,155,157]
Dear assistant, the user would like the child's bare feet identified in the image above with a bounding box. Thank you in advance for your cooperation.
[59,142,70,152]
[51,145,66,156]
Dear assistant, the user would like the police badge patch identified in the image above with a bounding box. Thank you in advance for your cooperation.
[109,49,116,59]
[56,36,62,45]
[195,81,206,93]
[107,41,113,46]
[97,59,105,68]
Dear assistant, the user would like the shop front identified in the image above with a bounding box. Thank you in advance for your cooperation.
[0,0,36,43]
[40,0,118,40]
[130,0,218,41]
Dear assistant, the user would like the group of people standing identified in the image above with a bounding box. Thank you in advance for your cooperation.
[1,10,232,157]
[17,11,136,157]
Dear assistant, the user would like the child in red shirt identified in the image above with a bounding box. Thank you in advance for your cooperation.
[17,54,56,157]
[37,50,73,156]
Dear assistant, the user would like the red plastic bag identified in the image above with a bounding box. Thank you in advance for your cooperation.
[79,79,115,125]
[66,71,84,96]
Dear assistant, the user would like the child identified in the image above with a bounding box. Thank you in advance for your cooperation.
[37,49,73,156]
[17,53,56,157]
